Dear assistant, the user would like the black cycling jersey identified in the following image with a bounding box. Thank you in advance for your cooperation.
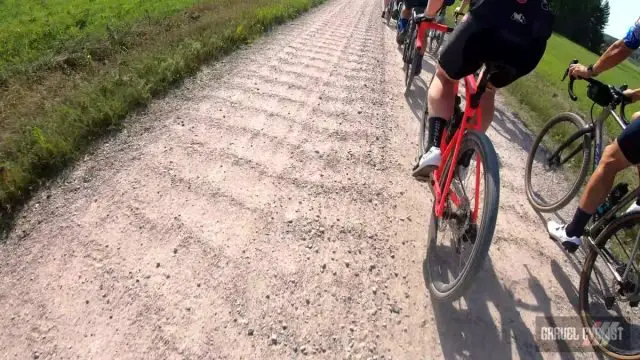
[470,0,554,40]
[437,0,554,88]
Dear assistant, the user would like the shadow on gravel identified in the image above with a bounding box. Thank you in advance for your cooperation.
[491,106,536,156]
[403,57,437,122]
[423,255,581,360]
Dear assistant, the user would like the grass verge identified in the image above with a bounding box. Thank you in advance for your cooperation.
[0,0,325,226]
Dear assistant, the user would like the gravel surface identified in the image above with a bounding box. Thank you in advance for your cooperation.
[0,0,599,359]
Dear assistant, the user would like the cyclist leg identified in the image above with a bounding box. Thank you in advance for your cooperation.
[412,14,482,178]
[413,13,547,178]
[621,112,640,213]
[397,0,412,44]
[411,0,431,75]
[548,118,640,252]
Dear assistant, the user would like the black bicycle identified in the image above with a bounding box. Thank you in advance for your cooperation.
[525,60,640,359]
[402,7,453,92]
[525,59,632,212]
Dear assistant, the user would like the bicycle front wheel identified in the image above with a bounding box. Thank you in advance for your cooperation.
[580,213,640,359]
[405,48,419,92]
[525,112,591,212]
[424,130,500,302]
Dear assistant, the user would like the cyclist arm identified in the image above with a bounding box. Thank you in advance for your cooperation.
[426,0,445,17]
[457,0,470,13]
[569,18,639,78]
[591,40,636,76]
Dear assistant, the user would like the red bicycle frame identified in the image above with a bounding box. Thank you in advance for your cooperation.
[415,19,450,53]
[419,21,483,224]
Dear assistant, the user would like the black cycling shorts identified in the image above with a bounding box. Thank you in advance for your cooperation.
[403,0,428,10]
[438,13,547,88]
[618,118,640,164]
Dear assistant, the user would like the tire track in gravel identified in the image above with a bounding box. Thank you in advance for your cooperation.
[0,0,602,359]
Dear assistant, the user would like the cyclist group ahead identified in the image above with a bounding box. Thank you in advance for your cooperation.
[386,1,640,253]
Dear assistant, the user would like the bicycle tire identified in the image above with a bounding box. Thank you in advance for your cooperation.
[405,48,419,92]
[427,31,440,57]
[524,112,592,212]
[403,26,415,85]
[431,32,443,57]
[579,213,640,359]
[425,130,500,302]
[401,23,412,63]
[426,30,435,55]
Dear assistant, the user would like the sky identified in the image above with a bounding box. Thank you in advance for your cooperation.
[604,0,638,38]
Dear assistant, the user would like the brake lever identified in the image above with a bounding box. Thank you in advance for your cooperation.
[563,59,579,101]
[562,59,579,82]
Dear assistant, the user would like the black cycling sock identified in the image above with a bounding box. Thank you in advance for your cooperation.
[565,207,592,238]
[427,117,446,149]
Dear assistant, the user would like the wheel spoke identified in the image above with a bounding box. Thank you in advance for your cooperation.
[425,132,499,302]
[582,215,640,357]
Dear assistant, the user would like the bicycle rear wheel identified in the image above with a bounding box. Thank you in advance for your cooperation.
[424,130,500,302]
[384,2,392,24]
[579,213,640,359]
[525,112,591,212]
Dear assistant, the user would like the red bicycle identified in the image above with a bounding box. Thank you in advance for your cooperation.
[418,19,501,302]
[402,9,453,92]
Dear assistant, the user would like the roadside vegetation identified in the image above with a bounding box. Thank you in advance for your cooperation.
[0,0,323,221]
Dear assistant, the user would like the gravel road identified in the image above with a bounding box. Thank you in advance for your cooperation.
[0,0,602,359]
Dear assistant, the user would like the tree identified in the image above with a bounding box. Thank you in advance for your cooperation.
[550,0,610,53]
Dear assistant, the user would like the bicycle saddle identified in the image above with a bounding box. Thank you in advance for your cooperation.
[482,62,517,81]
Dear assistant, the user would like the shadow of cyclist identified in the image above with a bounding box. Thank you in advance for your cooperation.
[490,106,537,155]
[424,252,584,360]
[403,57,437,122]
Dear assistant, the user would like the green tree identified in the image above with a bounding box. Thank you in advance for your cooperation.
[551,0,610,53]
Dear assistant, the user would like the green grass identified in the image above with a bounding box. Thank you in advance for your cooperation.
[506,34,640,137]
[0,0,324,224]
[0,0,203,77]
[503,33,640,188]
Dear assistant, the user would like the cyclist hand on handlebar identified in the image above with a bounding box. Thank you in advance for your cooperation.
[568,19,639,80]
[453,0,469,16]
[568,63,595,79]
[623,88,640,103]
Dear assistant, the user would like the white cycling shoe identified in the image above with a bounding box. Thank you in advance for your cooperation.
[547,220,581,253]
[413,147,441,180]
[625,201,640,215]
